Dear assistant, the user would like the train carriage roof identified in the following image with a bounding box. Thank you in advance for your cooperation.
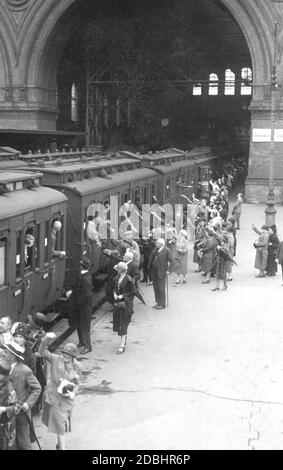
[154,154,217,174]
[27,157,141,174]
[60,168,156,196]
[153,160,196,174]
[0,159,28,170]
[0,186,67,220]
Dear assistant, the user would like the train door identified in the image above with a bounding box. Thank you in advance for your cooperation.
[22,221,38,318]
[10,221,35,322]
[0,233,8,314]
[47,212,66,303]
[33,216,49,312]
[86,199,103,274]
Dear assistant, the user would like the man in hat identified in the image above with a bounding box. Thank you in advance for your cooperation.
[69,260,93,354]
[120,231,140,265]
[148,238,174,309]
[2,341,41,450]
[0,316,13,345]
[23,312,47,352]
[11,314,47,414]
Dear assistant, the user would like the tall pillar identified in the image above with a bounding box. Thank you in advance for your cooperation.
[245,94,283,203]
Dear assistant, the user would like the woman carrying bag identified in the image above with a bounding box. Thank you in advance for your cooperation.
[38,334,81,450]
[112,262,136,355]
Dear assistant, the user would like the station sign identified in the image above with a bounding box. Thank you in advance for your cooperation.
[252,128,271,142]
[252,128,283,142]
[274,129,283,142]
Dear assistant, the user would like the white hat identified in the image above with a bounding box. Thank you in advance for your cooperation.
[4,341,25,361]
[114,262,128,272]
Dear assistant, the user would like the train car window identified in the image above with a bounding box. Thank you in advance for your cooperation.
[0,239,6,286]
[71,82,78,122]
[134,189,139,205]
[16,231,22,279]
[143,186,148,204]
[35,224,40,268]
[24,228,35,272]
[123,192,130,203]
[44,221,50,263]
[51,219,64,256]
[151,184,156,201]
[60,216,65,250]
[166,178,170,200]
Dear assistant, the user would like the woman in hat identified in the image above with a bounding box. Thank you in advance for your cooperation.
[113,262,136,354]
[12,323,36,375]
[198,227,218,284]
[252,224,270,277]
[193,219,206,272]
[38,334,82,450]
[211,233,233,291]
[174,229,189,284]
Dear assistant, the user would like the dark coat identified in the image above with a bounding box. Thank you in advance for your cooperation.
[69,274,93,330]
[277,241,283,264]
[148,246,174,280]
[114,274,136,315]
[199,236,218,273]
[23,345,37,376]
[10,362,41,410]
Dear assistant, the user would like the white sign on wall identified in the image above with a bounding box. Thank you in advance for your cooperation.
[252,128,271,142]
[274,129,283,142]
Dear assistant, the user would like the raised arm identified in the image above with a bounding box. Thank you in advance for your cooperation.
[252,224,261,235]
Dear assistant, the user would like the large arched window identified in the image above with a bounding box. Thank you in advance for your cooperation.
[193,83,202,96]
[71,83,78,122]
[208,73,218,96]
[241,67,252,95]
[224,69,235,95]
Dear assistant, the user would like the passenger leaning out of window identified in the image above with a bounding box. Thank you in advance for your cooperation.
[51,221,66,258]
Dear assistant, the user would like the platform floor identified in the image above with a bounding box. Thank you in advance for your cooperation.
[35,201,283,450]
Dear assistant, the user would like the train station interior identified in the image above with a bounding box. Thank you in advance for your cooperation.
[1,1,283,452]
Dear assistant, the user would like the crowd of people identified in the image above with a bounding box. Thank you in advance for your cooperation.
[0,313,81,450]
[2,155,283,450]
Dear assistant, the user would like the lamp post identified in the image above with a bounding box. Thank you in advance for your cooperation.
[265,22,279,226]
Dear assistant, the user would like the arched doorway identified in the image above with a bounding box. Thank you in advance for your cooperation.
[0,0,282,199]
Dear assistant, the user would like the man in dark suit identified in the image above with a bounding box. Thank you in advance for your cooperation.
[148,238,174,309]
[2,341,41,450]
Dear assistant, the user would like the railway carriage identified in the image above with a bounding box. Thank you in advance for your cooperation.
[18,157,157,285]
[0,171,67,321]
[0,145,221,319]
[122,146,219,204]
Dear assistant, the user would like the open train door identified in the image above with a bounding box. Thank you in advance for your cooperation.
[46,213,66,304]
[12,226,36,322]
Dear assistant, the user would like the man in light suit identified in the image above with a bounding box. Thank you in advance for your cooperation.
[2,341,41,450]
[148,238,174,309]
